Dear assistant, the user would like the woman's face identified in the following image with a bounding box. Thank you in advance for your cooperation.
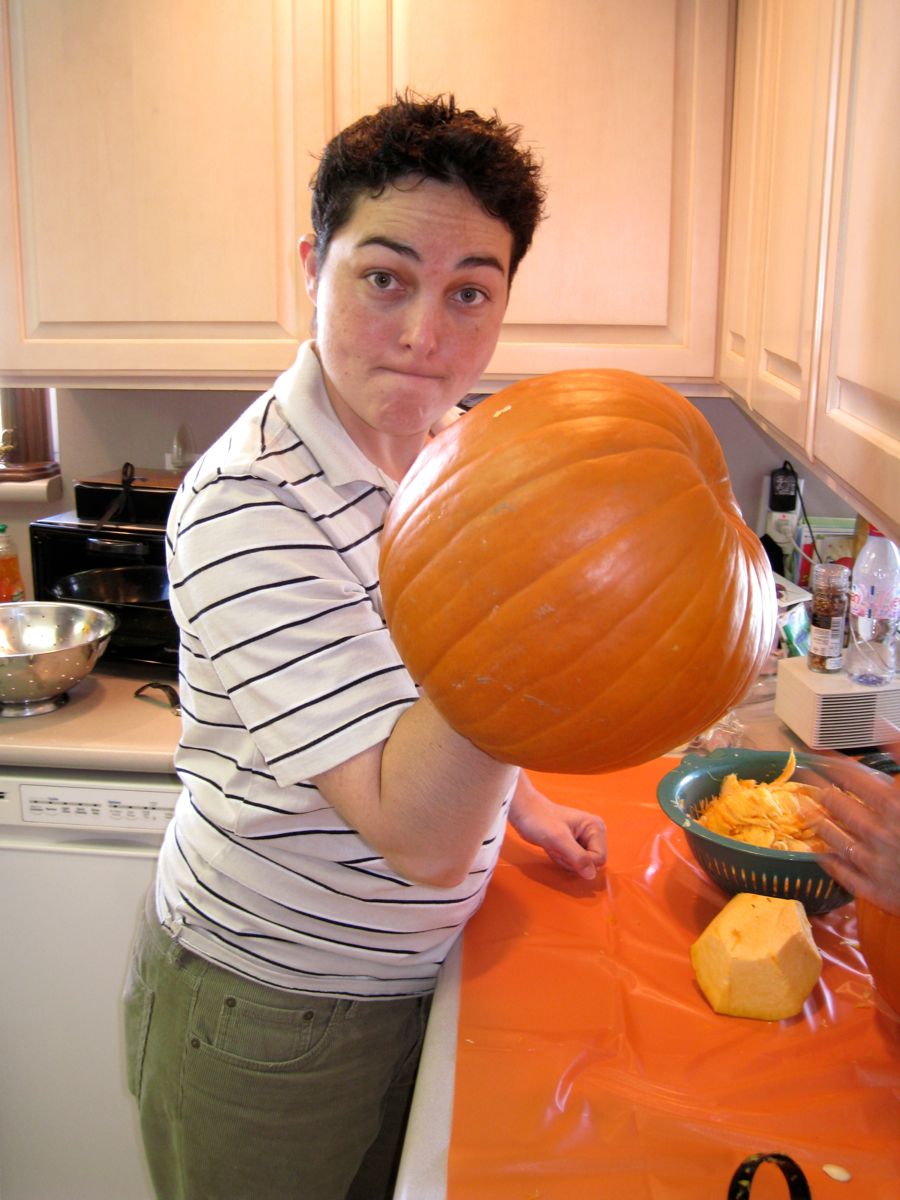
[300,177,512,473]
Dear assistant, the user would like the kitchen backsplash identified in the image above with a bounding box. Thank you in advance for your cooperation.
[2,385,853,595]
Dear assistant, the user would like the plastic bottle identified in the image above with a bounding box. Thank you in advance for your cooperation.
[0,524,25,602]
[848,525,900,686]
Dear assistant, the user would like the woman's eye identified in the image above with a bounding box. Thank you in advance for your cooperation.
[366,271,397,290]
[456,286,487,306]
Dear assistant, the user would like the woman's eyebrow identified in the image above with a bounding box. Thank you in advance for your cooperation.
[458,254,506,274]
[357,235,420,260]
[356,235,506,275]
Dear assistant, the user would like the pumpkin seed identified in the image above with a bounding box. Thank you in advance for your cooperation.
[822,1163,852,1183]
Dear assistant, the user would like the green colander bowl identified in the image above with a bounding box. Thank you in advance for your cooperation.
[657,747,853,915]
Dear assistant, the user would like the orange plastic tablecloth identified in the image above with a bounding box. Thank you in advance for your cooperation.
[448,759,900,1200]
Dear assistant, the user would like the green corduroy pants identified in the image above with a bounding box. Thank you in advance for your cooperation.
[124,889,432,1200]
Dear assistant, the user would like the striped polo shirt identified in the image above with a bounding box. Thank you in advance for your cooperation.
[156,341,513,998]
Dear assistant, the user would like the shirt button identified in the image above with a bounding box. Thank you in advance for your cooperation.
[225,996,237,1008]
[190,1037,200,1049]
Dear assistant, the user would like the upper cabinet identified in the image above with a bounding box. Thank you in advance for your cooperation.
[718,0,834,443]
[0,0,328,387]
[0,0,731,387]
[719,0,899,535]
[338,0,731,381]
[812,0,899,535]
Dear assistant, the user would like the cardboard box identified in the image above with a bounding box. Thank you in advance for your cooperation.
[791,518,855,587]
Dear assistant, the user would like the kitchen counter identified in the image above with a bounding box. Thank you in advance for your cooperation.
[395,705,899,1200]
[0,662,180,773]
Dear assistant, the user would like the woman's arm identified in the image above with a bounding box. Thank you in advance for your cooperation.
[311,695,518,888]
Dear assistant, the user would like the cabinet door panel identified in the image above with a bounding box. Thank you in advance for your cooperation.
[340,0,729,379]
[0,0,325,384]
[394,0,674,329]
[718,0,765,403]
[814,0,900,535]
[749,0,835,446]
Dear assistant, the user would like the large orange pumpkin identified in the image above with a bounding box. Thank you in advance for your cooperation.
[380,369,777,773]
[856,897,900,1016]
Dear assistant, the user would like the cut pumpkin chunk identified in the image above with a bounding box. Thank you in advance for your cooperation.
[690,893,822,1020]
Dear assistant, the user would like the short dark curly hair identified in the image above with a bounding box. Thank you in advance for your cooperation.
[309,92,546,281]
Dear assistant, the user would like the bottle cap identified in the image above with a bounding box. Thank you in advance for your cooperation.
[812,562,850,588]
[0,524,7,533]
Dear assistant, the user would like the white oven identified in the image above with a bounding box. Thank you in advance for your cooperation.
[0,764,179,1200]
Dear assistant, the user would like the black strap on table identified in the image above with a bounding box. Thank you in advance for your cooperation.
[728,1152,812,1199]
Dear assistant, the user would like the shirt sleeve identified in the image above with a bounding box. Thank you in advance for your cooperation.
[167,472,420,785]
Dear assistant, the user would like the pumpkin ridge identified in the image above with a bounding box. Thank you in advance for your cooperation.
[385,441,722,608]
[386,384,724,530]
[392,452,722,685]
[384,419,682,553]
[424,493,772,771]
[422,482,752,721]
[383,446,686,662]
[454,556,751,768]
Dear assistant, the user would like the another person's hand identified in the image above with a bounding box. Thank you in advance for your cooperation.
[812,749,900,916]
[509,773,606,881]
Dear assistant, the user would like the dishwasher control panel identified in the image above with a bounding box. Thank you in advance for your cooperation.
[0,768,179,832]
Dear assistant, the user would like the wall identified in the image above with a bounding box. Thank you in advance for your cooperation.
[689,395,855,530]
[1,386,854,594]
[2,387,250,589]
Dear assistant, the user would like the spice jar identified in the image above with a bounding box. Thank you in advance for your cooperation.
[808,562,850,673]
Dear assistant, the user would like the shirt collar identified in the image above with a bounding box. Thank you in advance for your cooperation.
[273,341,393,492]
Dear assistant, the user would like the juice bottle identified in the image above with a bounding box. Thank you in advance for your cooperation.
[0,524,26,602]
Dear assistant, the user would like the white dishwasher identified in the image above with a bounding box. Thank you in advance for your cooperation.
[0,765,179,1200]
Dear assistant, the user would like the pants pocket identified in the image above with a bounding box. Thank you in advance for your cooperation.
[200,990,342,1071]
[123,960,155,1099]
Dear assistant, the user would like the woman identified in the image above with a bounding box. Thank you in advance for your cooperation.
[125,93,606,1200]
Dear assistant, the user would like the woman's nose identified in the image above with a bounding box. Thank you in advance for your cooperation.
[400,297,441,354]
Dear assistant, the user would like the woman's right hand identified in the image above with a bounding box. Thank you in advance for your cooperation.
[812,747,900,916]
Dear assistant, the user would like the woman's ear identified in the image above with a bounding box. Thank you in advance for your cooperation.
[298,235,319,301]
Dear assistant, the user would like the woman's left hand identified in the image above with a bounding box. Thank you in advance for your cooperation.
[508,773,606,881]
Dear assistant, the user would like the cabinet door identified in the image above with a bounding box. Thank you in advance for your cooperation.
[719,0,836,446]
[335,0,730,381]
[0,0,326,387]
[718,0,764,404]
[813,0,900,536]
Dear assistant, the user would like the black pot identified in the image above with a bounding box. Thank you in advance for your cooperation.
[49,566,176,649]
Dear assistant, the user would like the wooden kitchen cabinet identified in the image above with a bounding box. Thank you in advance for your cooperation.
[719,0,899,535]
[0,0,731,387]
[0,0,327,387]
[812,0,900,534]
[337,0,731,381]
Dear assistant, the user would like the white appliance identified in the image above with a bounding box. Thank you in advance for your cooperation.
[0,765,179,1200]
[774,654,900,748]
